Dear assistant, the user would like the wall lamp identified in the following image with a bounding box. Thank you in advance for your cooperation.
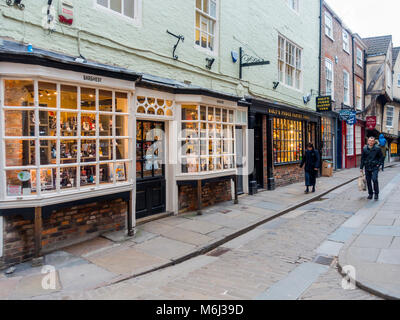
[206,58,215,70]
[273,81,280,90]
[6,0,25,10]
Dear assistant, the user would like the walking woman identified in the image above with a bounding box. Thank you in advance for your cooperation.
[300,143,321,193]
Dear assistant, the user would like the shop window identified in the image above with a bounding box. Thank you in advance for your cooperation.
[391,143,398,156]
[180,105,235,174]
[321,117,334,159]
[346,125,354,156]
[355,126,362,155]
[273,118,303,164]
[195,0,217,53]
[1,79,132,198]
[136,95,174,117]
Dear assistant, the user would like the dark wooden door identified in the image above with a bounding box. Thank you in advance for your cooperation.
[254,116,264,188]
[136,121,166,219]
[235,126,244,194]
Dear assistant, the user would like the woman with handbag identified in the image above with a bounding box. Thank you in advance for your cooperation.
[300,143,321,194]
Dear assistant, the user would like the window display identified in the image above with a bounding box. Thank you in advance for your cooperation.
[180,105,235,174]
[1,79,132,198]
[321,117,334,159]
[273,118,303,164]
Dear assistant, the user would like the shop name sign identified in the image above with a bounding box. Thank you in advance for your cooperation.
[316,96,332,112]
[339,110,357,125]
[83,75,102,83]
[366,116,377,130]
[268,108,310,120]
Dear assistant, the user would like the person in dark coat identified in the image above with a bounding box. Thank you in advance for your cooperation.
[300,143,320,194]
[360,136,385,200]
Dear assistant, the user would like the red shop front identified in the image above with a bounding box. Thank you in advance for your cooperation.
[343,120,365,169]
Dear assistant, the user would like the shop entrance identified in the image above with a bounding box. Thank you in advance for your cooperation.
[307,122,317,146]
[235,126,245,194]
[135,120,166,219]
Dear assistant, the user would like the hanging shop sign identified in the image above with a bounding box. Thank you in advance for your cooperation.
[366,116,377,130]
[339,110,357,125]
[316,96,332,112]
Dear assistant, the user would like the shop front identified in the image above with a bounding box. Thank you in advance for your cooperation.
[343,119,365,169]
[320,114,337,170]
[247,98,320,191]
[0,47,140,268]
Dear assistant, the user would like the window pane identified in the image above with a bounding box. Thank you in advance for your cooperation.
[203,0,209,13]
[60,139,78,164]
[81,87,96,111]
[61,112,78,136]
[5,139,35,166]
[5,110,34,137]
[39,111,57,136]
[61,85,78,109]
[38,168,57,193]
[99,90,112,112]
[99,139,113,161]
[210,0,216,18]
[115,92,128,113]
[116,115,128,136]
[196,0,201,9]
[81,140,97,162]
[6,169,37,196]
[60,167,77,189]
[182,105,198,121]
[182,158,199,173]
[100,163,113,184]
[99,114,113,136]
[116,138,129,160]
[39,82,57,108]
[40,139,57,165]
[110,0,122,13]
[80,165,96,186]
[4,80,34,107]
[97,0,107,7]
[124,0,134,18]
[81,113,97,136]
[115,162,128,182]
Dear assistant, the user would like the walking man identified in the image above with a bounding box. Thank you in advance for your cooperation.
[360,136,384,200]
[300,143,320,194]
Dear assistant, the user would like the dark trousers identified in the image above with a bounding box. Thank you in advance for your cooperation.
[305,171,316,187]
[365,169,379,195]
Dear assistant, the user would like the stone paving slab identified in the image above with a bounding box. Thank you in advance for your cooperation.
[376,249,400,265]
[315,240,343,257]
[352,235,393,249]
[328,227,356,243]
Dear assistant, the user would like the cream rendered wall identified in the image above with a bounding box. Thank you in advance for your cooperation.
[0,0,320,110]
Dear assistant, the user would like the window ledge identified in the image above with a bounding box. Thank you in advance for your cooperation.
[0,183,133,209]
[325,34,335,42]
[194,44,218,58]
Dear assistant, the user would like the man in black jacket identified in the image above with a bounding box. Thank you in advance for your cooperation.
[360,136,385,200]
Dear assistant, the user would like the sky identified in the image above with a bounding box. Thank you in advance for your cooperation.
[325,0,400,46]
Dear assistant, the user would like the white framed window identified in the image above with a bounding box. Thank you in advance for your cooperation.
[287,0,299,12]
[355,125,362,155]
[325,12,333,39]
[356,81,363,110]
[357,48,363,67]
[278,35,302,90]
[386,105,394,127]
[195,0,217,53]
[346,124,354,156]
[1,79,132,199]
[343,70,350,105]
[96,0,140,21]
[180,105,235,174]
[325,58,334,99]
[343,31,350,53]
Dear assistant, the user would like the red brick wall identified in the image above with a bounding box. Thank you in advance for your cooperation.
[178,179,232,213]
[0,199,126,270]
[274,164,305,188]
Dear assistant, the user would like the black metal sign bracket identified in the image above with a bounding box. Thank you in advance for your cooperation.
[239,47,270,79]
[167,30,184,60]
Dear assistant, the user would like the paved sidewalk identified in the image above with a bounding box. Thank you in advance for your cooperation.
[338,169,400,300]
[0,167,369,299]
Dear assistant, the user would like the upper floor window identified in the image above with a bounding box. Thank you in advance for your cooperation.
[287,0,299,12]
[343,31,350,53]
[386,105,394,127]
[325,58,334,99]
[325,12,333,39]
[357,48,363,67]
[343,70,350,105]
[195,0,217,53]
[96,0,136,19]
[356,82,363,110]
[278,35,302,90]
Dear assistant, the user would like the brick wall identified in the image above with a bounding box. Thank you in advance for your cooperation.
[178,179,232,213]
[0,198,126,270]
[274,164,305,188]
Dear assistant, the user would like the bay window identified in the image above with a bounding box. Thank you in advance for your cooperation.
[180,105,235,174]
[1,79,132,199]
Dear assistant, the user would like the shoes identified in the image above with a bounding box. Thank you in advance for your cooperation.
[305,189,309,194]
[312,187,316,193]
[367,194,373,200]
[374,194,379,200]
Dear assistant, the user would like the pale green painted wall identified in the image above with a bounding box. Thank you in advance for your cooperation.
[0,0,320,109]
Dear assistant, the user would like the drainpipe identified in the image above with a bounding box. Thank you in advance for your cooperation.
[352,35,356,110]
[318,0,323,96]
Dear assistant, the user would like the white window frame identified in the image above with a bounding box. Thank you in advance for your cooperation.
[386,105,394,128]
[356,81,363,110]
[325,58,334,99]
[287,0,299,13]
[343,70,350,106]
[346,124,354,156]
[278,35,303,91]
[325,12,333,40]
[94,0,142,25]
[343,31,350,53]
[179,104,236,175]
[357,48,363,68]
[0,77,133,203]
[355,125,362,155]
[195,0,218,55]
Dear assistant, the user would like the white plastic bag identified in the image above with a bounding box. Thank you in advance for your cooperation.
[358,173,367,192]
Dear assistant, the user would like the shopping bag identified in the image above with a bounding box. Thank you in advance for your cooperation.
[358,173,366,192]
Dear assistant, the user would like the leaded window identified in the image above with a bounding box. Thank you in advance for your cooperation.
[273,118,303,164]
[321,117,334,159]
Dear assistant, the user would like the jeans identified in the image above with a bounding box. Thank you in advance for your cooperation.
[365,168,379,195]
